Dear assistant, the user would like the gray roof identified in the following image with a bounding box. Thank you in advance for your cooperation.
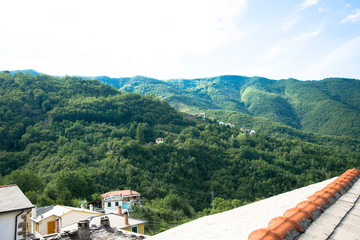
[150,171,360,240]
[0,185,34,213]
[36,205,54,215]
[149,177,336,240]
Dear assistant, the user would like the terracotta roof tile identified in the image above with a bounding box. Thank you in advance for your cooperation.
[248,168,360,240]
[101,189,141,198]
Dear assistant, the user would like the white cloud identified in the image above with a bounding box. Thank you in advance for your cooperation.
[282,15,300,31]
[318,7,329,13]
[282,0,320,31]
[341,9,360,23]
[299,0,319,11]
[0,0,248,78]
[291,28,323,42]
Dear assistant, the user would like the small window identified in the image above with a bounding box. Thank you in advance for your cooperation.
[115,202,119,206]
[107,202,111,207]
[131,225,138,233]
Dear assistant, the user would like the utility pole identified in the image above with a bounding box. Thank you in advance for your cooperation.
[211,191,214,209]
[153,210,156,235]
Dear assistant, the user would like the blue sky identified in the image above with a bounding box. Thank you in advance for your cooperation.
[0,0,359,80]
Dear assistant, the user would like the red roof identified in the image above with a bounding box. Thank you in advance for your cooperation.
[101,189,140,198]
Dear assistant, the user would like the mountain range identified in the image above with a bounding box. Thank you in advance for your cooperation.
[92,75,360,139]
[7,70,360,139]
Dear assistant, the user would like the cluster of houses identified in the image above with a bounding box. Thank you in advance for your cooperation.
[240,128,256,135]
[0,184,146,240]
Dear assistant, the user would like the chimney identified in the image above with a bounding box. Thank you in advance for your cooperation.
[77,220,90,240]
[32,206,37,219]
[118,206,122,215]
[100,216,110,227]
[124,211,129,225]
[55,218,60,233]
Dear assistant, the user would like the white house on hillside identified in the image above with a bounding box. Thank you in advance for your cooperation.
[102,189,141,214]
[0,184,34,240]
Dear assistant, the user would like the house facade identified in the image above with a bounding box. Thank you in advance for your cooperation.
[29,205,101,238]
[101,189,141,214]
[0,184,34,240]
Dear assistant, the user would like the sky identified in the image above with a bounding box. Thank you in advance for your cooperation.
[0,0,359,80]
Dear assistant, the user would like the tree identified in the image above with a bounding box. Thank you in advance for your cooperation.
[3,169,44,193]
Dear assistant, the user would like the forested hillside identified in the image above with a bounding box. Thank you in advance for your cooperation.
[94,75,360,139]
[1,72,359,233]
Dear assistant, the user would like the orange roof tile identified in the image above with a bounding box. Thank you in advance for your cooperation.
[248,168,360,240]
[101,189,140,198]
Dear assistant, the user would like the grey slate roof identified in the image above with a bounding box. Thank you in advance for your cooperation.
[36,205,54,216]
[0,184,34,213]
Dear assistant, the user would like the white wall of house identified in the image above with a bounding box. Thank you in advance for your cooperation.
[38,215,57,236]
[0,210,28,240]
[61,211,100,228]
[104,201,122,214]
[0,211,18,240]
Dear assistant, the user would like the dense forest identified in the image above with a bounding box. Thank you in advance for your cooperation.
[91,75,360,139]
[1,71,359,234]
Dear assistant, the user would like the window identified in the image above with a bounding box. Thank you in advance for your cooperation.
[131,225,138,233]
[107,202,111,207]
[115,202,119,206]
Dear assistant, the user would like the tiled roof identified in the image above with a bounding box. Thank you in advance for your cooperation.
[0,184,34,213]
[149,168,360,240]
[248,168,360,240]
[102,190,141,198]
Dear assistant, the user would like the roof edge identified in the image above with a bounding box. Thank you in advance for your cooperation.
[248,168,360,240]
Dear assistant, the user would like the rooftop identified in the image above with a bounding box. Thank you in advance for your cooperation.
[0,184,34,213]
[149,168,360,240]
[102,189,141,198]
[61,213,146,232]
[31,205,100,223]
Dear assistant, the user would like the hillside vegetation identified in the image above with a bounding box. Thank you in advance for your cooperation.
[94,75,360,139]
[1,71,359,233]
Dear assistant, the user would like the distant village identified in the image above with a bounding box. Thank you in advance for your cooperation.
[185,112,256,135]
[0,184,147,240]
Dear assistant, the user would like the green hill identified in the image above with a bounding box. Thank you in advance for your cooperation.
[92,75,360,139]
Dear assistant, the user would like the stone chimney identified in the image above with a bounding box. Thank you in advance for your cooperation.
[100,216,110,228]
[118,206,122,215]
[77,220,90,240]
[124,211,129,225]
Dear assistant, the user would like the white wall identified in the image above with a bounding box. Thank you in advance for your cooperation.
[0,210,21,240]
[104,201,122,214]
[61,211,100,228]
[38,215,57,236]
